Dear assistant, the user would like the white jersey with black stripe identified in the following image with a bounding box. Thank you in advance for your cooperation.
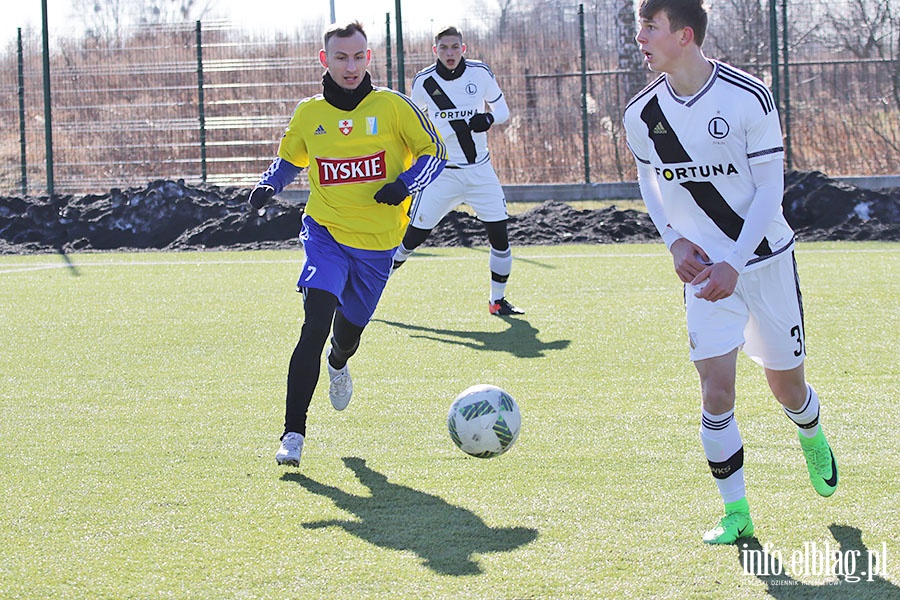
[411,59,504,168]
[623,60,794,269]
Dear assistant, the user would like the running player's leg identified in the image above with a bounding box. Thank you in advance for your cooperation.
[484,219,523,315]
[687,284,753,543]
[392,225,431,272]
[466,162,522,315]
[325,243,392,410]
[325,310,363,411]
[392,172,461,273]
[284,288,338,435]
[278,216,349,464]
[743,254,837,497]
[696,350,755,544]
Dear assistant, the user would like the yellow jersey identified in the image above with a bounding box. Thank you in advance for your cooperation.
[277,87,446,250]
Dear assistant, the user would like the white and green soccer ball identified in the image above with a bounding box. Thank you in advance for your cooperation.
[447,384,521,458]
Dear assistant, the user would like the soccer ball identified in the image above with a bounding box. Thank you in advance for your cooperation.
[447,384,521,458]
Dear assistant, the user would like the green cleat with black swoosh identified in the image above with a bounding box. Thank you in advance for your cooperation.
[703,511,754,545]
[703,498,754,545]
[799,428,838,497]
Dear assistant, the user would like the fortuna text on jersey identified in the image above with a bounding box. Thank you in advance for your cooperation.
[657,162,739,181]
[434,109,477,121]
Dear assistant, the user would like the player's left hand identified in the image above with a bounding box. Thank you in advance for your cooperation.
[468,112,495,132]
[374,179,409,205]
[691,262,739,302]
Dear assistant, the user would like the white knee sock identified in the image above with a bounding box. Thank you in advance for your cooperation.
[393,243,414,265]
[489,247,512,302]
[783,383,820,438]
[700,408,746,504]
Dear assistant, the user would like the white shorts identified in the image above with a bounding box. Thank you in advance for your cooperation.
[685,250,806,370]
[408,160,507,229]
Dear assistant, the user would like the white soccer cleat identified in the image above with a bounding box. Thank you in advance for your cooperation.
[276,431,304,466]
[327,361,353,410]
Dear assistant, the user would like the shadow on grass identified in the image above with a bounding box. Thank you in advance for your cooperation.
[736,525,897,598]
[372,317,569,359]
[57,248,81,276]
[281,457,538,576]
[460,245,557,270]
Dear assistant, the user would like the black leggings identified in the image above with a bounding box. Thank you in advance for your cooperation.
[403,219,509,252]
[283,288,364,436]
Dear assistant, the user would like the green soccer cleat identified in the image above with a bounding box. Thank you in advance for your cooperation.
[798,428,838,497]
[703,510,755,545]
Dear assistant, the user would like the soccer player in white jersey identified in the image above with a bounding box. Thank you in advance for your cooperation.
[391,26,524,316]
[623,0,838,545]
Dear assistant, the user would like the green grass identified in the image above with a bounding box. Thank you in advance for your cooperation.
[1,242,898,599]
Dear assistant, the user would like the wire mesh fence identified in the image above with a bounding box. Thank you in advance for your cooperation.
[1,1,898,196]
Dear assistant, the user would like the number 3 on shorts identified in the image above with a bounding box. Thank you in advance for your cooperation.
[791,324,804,357]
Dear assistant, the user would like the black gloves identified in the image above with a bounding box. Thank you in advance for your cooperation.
[374,179,409,205]
[468,112,495,133]
[248,184,275,210]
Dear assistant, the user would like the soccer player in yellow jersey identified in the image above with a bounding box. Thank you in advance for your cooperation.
[247,21,446,467]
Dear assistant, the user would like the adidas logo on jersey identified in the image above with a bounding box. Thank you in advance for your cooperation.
[314,125,326,135]
[653,122,668,135]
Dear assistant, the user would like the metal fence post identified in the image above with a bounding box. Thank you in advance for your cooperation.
[781,0,792,169]
[17,28,27,196]
[385,13,393,89]
[196,20,207,183]
[395,0,405,94]
[41,0,54,196]
[579,4,590,184]
[769,0,780,108]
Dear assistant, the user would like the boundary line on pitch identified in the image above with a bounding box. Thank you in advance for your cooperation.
[0,246,897,276]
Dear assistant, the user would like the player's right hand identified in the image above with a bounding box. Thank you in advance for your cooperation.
[670,238,710,283]
[248,184,275,210]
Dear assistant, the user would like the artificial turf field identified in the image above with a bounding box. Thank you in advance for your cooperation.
[1,242,898,599]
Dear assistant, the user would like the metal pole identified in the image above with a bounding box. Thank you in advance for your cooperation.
[395,0,405,94]
[385,13,393,89]
[17,28,27,196]
[768,0,780,108]
[781,0,792,169]
[330,0,336,23]
[40,0,54,196]
[579,4,590,184]
[196,21,207,183]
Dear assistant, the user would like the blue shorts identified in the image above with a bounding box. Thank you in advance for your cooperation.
[296,215,394,327]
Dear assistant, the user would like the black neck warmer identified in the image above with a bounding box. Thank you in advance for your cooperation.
[436,58,467,81]
[322,72,373,111]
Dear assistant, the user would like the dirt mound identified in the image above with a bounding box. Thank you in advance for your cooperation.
[1,171,898,254]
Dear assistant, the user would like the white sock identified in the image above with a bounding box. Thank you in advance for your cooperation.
[700,408,746,504]
[784,383,821,438]
[393,243,414,266]
[489,247,512,302]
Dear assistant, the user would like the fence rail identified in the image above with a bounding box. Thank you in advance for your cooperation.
[1,2,898,197]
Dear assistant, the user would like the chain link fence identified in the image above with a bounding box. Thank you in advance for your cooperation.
[1,0,898,196]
